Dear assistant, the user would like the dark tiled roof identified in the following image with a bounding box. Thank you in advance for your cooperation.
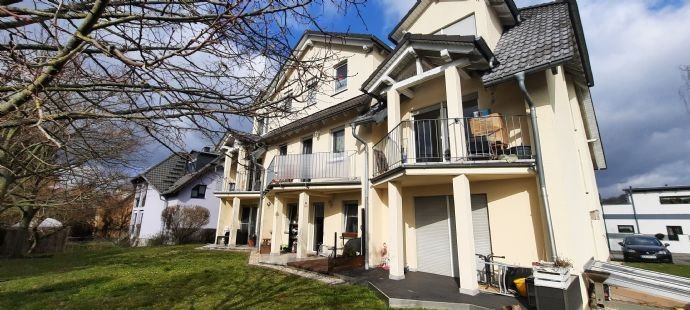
[161,158,222,196]
[136,153,188,192]
[482,2,577,85]
[261,94,373,143]
[227,128,260,144]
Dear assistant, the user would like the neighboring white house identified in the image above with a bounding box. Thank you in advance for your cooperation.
[602,186,690,254]
[130,148,222,245]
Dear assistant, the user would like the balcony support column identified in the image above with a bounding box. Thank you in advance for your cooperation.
[271,195,285,255]
[387,181,405,280]
[296,191,310,259]
[445,66,467,161]
[228,197,241,247]
[452,174,479,295]
[387,89,401,132]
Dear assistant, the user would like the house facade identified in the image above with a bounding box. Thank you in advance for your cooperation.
[130,149,222,245]
[603,186,690,254]
[215,0,609,302]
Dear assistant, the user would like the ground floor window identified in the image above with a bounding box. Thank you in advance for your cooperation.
[343,201,358,233]
[667,226,683,241]
[617,225,635,234]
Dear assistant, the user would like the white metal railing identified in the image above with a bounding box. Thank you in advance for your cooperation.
[372,115,533,176]
[216,170,262,192]
[266,151,358,185]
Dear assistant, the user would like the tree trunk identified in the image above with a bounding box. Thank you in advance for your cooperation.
[9,206,39,257]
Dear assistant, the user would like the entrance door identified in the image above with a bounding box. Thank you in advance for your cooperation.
[414,109,443,163]
[471,194,492,281]
[312,203,324,251]
[302,138,313,182]
[237,206,257,245]
[415,196,455,277]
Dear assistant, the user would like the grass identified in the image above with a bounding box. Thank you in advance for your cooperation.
[0,243,386,309]
[625,262,690,278]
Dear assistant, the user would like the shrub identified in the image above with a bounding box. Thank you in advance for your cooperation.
[161,205,210,244]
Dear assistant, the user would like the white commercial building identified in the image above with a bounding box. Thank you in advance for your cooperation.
[602,186,690,254]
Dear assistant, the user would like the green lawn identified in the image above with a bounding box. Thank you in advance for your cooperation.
[625,262,690,278]
[0,243,386,309]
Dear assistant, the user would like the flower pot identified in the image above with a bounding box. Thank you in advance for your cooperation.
[248,238,256,247]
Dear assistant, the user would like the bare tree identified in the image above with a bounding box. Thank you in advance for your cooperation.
[0,0,366,255]
[161,205,210,244]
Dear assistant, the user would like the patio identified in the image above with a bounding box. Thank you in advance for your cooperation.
[339,268,529,309]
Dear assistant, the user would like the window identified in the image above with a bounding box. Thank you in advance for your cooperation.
[332,129,345,153]
[667,226,683,241]
[343,201,358,233]
[279,144,288,156]
[660,195,690,204]
[434,14,476,36]
[283,93,292,112]
[306,79,317,106]
[191,184,207,198]
[256,117,265,135]
[617,225,635,234]
[334,62,347,92]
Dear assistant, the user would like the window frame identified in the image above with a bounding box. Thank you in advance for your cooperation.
[343,201,358,233]
[279,144,288,156]
[334,61,348,93]
[617,225,635,234]
[331,128,345,154]
[306,78,318,106]
[667,226,683,241]
[659,195,690,205]
[191,184,207,199]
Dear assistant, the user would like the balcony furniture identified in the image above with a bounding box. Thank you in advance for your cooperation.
[468,113,509,145]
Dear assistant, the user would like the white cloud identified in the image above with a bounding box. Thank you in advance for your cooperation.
[378,0,416,28]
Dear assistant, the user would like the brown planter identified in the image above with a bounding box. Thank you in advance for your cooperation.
[247,239,256,247]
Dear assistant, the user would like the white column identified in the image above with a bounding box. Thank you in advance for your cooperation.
[387,181,405,280]
[387,89,401,132]
[452,174,479,295]
[445,66,466,161]
[229,197,241,247]
[297,191,310,259]
[271,196,285,255]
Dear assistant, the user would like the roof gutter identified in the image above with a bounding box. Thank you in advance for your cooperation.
[515,71,558,260]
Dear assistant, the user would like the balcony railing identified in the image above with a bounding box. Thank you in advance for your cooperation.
[372,115,533,177]
[266,151,358,185]
[216,171,262,192]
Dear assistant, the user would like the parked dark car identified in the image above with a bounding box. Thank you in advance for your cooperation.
[619,235,673,263]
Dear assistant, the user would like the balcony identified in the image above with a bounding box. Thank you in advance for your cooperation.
[216,171,262,193]
[372,114,534,177]
[266,151,359,187]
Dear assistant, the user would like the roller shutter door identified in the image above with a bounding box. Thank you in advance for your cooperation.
[471,194,492,277]
[415,196,454,277]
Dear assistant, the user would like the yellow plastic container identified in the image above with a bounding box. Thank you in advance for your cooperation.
[514,277,527,297]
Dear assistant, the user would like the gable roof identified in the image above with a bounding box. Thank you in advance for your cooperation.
[134,153,188,192]
[161,157,222,196]
[481,0,593,86]
[389,0,519,44]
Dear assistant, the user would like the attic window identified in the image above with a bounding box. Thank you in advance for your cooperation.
[334,62,348,93]
[191,184,207,199]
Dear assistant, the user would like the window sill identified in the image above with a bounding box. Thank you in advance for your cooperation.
[332,88,348,97]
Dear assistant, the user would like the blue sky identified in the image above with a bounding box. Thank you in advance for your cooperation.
[146,0,690,198]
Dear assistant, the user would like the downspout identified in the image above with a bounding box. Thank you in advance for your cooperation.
[351,124,370,269]
[628,186,641,234]
[515,71,558,260]
[251,149,266,251]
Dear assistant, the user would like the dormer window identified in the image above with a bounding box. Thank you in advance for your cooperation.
[435,14,476,36]
[256,117,267,135]
[191,184,207,198]
[334,62,348,93]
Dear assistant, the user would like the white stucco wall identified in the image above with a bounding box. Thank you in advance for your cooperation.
[166,171,222,230]
[603,189,690,253]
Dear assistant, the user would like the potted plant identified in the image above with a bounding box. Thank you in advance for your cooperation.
[248,233,256,247]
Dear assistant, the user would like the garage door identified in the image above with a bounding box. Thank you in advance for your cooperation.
[471,194,492,277]
[415,196,455,277]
